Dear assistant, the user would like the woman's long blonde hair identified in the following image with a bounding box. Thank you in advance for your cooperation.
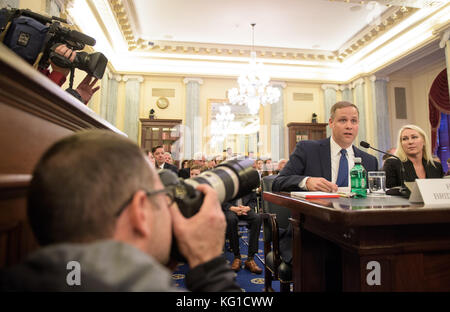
[395,124,436,167]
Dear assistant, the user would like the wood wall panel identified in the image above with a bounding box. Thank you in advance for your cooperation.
[0,44,124,268]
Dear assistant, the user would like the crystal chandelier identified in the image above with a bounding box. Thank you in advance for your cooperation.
[210,105,235,145]
[227,23,280,115]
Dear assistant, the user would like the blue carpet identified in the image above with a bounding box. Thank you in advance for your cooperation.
[172,227,280,292]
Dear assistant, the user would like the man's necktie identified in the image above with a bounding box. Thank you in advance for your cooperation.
[336,149,348,187]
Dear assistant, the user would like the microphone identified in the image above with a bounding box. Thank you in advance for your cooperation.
[359,141,409,197]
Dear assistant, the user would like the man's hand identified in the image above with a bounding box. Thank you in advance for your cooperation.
[238,205,251,216]
[306,177,338,192]
[76,74,100,104]
[50,44,75,77]
[168,184,226,268]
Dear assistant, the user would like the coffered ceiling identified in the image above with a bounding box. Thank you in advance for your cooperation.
[67,0,450,82]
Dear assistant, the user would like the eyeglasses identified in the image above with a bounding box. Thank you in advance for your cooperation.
[115,188,175,217]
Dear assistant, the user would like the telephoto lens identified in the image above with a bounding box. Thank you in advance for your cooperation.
[158,158,260,262]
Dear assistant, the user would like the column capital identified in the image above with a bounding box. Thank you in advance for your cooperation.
[122,75,144,83]
[183,77,204,85]
[107,72,122,81]
[351,78,365,89]
[270,81,287,88]
[321,84,339,91]
[439,28,450,48]
[339,84,353,91]
[369,75,390,83]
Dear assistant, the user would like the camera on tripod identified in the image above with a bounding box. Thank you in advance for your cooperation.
[0,8,107,81]
[158,158,260,262]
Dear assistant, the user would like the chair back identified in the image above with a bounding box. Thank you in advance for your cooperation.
[261,175,291,229]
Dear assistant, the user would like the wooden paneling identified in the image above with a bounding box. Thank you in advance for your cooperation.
[287,122,327,155]
[0,44,123,268]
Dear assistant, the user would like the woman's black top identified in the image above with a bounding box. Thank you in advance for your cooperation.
[382,157,444,188]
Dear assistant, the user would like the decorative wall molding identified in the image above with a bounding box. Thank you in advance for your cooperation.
[107,72,122,81]
[321,84,340,91]
[439,29,450,48]
[369,75,390,82]
[271,81,287,88]
[183,77,204,85]
[111,0,417,63]
[352,78,365,89]
[122,75,143,82]
[339,84,353,91]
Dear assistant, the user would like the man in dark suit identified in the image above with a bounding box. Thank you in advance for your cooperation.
[152,145,178,174]
[273,101,378,192]
[222,192,262,274]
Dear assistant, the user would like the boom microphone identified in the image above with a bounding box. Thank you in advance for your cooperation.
[359,141,409,197]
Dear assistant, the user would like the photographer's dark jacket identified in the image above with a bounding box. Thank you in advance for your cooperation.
[0,240,241,292]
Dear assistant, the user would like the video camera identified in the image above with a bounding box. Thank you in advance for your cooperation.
[158,158,260,262]
[0,8,107,81]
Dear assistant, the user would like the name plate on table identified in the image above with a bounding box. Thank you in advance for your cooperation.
[407,179,450,208]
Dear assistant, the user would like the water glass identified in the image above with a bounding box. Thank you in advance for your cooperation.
[368,171,386,194]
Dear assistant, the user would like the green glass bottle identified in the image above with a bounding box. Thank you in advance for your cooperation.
[350,157,367,198]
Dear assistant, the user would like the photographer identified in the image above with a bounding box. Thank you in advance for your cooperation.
[0,130,241,292]
[43,44,100,104]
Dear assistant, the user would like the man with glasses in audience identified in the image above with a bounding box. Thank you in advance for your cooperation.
[0,130,240,291]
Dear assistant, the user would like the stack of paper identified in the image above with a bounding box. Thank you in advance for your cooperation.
[291,192,340,199]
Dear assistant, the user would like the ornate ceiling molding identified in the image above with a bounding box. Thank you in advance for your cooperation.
[107,0,417,64]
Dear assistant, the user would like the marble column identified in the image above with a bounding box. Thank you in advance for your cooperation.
[183,78,203,159]
[353,78,367,144]
[341,84,354,103]
[322,84,339,137]
[370,75,391,165]
[123,75,143,143]
[100,71,120,126]
[270,82,286,161]
[0,0,18,8]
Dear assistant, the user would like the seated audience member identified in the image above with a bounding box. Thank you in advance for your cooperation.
[222,192,262,274]
[144,149,155,168]
[164,152,174,165]
[274,159,287,174]
[206,157,216,169]
[178,159,191,179]
[255,159,264,180]
[262,159,274,177]
[189,164,202,178]
[383,125,444,188]
[153,145,178,174]
[0,130,240,291]
[273,101,378,192]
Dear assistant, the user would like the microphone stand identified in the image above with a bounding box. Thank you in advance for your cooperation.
[360,142,410,198]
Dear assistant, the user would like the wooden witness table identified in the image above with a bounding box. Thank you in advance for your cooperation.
[263,192,450,292]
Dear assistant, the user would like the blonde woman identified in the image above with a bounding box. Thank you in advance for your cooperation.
[383,125,444,188]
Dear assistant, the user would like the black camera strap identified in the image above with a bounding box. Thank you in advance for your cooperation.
[69,66,75,90]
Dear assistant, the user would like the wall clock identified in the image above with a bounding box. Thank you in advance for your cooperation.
[156,97,169,109]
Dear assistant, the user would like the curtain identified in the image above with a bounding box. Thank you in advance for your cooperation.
[429,68,450,151]
[437,113,449,173]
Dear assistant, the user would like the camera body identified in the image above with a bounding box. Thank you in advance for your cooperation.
[158,159,260,262]
[0,8,107,79]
